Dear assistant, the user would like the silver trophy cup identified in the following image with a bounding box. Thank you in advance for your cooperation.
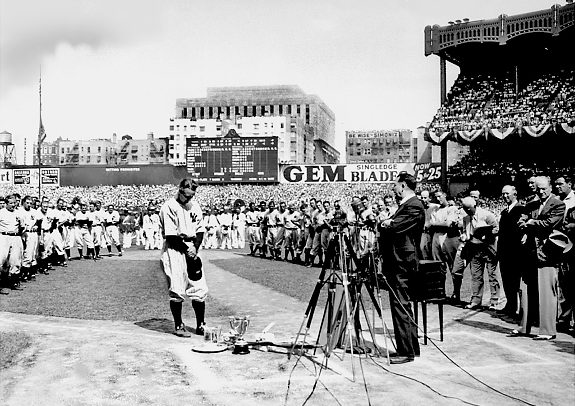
[229,316,250,354]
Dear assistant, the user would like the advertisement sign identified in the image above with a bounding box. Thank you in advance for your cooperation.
[0,169,11,185]
[10,168,60,187]
[41,168,60,186]
[12,169,36,185]
[413,162,442,183]
[279,163,414,183]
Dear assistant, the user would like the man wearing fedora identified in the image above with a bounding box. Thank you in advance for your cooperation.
[518,176,566,340]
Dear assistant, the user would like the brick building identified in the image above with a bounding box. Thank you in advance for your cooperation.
[171,85,338,165]
[346,129,414,163]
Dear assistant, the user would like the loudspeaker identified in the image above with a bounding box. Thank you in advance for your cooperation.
[412,260,445,301]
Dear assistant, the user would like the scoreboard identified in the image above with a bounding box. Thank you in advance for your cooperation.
[186,136,278,183]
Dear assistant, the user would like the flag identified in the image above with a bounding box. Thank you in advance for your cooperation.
[38,72,46,144]
[39,116,46,144]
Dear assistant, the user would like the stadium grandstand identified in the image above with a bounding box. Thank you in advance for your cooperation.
[424,1,575,196]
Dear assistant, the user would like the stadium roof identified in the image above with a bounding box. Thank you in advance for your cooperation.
[424,2,574,71]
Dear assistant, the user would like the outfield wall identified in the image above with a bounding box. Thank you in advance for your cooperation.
[8,165,190,187]
[5,162,442,187]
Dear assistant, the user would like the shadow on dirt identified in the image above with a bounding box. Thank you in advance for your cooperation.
[453,318,511,334]
[551,340,575,354]
[134,318,175,335]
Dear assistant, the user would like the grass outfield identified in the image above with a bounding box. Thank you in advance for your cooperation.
[211,254,396,310]
[0,331,32,369]
[0,251,233,322]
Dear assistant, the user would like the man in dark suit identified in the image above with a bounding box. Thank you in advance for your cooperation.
[518,176,565,340]
[497,185,525,318]
[380,172,425,364]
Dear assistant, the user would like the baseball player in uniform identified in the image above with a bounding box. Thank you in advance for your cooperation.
[18,195,42,278]
[0,194,24,289]
[103,204,123,256]
[283,202,302,262]
[75,203,95,259]
[159,178,207,338]
[246,202,262,256]
[88,201,104,259]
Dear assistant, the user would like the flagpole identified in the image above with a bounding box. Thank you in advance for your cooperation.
[38,68,42,200]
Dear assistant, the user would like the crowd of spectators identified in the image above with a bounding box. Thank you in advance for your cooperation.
[0,183,442,214]
[430,69,575,133]
[449,154,575,180]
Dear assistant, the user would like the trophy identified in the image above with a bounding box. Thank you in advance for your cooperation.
[229,315,250,354]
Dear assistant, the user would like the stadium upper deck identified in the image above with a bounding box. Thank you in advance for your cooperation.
[425,2,574,72]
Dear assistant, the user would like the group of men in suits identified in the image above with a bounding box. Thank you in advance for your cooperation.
[419,174,574,341]
[500,175,574,340]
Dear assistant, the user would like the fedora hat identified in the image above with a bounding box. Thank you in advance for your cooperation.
[546,229,573,254]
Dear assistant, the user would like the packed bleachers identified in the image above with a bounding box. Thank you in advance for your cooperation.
[0,183,441,212]
[430,69,575,132]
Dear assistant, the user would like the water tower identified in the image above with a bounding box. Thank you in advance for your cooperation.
[0,131,16,168]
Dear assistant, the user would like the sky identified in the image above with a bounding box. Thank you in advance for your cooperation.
[0,0,562,164]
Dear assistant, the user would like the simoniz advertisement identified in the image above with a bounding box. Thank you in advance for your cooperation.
[279,163,415,183]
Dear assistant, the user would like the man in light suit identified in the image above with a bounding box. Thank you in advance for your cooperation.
[380,172,425,364]
[497,185,525,318]
[517,176,565,340]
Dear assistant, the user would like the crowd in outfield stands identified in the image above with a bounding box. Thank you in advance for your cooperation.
[430,69,575,132]
[448,155,575,181]
[1,176,573,339]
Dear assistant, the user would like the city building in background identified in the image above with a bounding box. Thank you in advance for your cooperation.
[116,133,168,165]
[170,85,338,165]
[169,114,314,165]
[33,133,168,166]
[34,139,60,166]
[346,129,414,163]
[56,138,116,165]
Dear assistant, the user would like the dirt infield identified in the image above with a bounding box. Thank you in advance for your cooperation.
[0,248,574,405]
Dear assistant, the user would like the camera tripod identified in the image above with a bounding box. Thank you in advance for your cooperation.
[289,227,395,380]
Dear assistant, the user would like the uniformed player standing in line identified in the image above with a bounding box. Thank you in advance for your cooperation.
[103,204,123,256]
[258,201,269,258]
[246,202,261,256]
[303,199,320,266]
[0,194,24,290]
[143,207,154,250]
[264,201,281,260]
[88,201,104,259]
[283,202,301,262]
[274,201,287,260]
[76,202,95,259]
[64,202,77,260]
[159,178,208,338]
[18,195,42,279]
[307,199,325,267]
[151,208,163,249]
[38,199,55,273]
[218,205,233,250]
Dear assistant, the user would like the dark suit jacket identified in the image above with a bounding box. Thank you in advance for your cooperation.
[524,195,565,266]
[380,195,425,274]
[497,202,525,262]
